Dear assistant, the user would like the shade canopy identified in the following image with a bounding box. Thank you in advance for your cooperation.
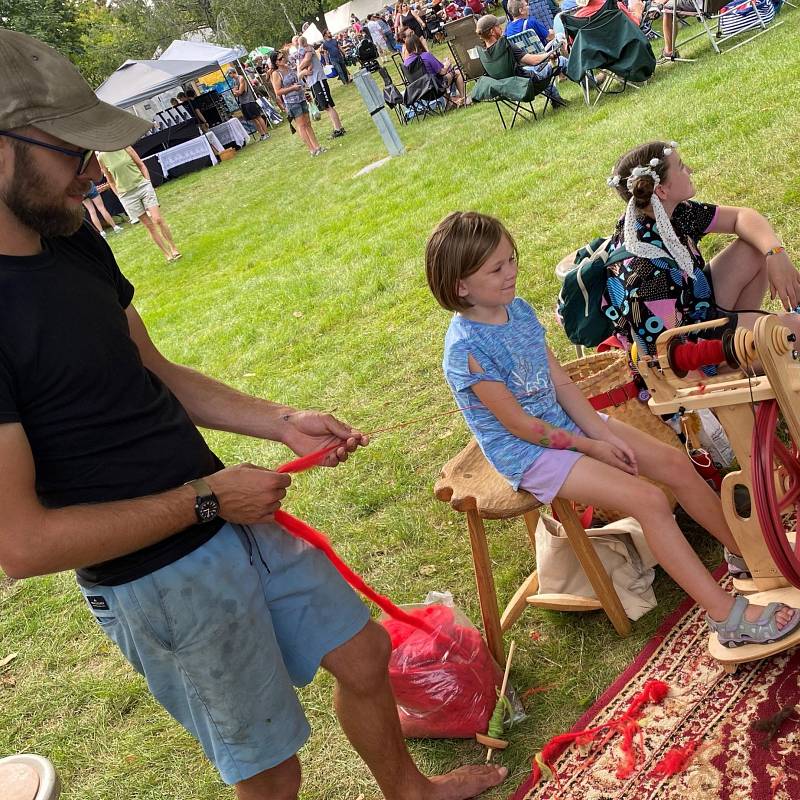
[325,2,353,33]
[95,59,219,108]
[159,39,247,65]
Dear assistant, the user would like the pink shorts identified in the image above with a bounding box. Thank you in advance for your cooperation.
[517,413,608,503]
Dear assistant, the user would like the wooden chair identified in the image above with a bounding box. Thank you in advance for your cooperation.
[435,440,631,664]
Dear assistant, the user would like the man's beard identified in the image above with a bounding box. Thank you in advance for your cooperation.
[1,143,86,239]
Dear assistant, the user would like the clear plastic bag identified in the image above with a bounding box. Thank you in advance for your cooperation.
[381,596,503,739]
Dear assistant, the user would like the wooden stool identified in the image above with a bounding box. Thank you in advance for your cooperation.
[0,755,60,800]
[435,440,631,664]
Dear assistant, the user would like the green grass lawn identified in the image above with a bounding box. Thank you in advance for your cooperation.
[2,14,800,799]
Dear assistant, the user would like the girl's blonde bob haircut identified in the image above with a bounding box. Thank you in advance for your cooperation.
[425,211,518,312]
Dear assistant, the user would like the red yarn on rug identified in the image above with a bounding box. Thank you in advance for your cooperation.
[652,741,700,777]
[529,680,670,786]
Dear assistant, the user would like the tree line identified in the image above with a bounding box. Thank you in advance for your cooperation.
[0,0,338,87]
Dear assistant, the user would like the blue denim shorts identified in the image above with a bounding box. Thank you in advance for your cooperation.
[286,99,309,119]
[79,522,370,784]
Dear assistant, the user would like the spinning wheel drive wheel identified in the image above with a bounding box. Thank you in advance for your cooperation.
[753,400,800,588]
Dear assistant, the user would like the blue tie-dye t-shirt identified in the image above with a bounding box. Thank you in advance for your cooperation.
[443,297,577,489]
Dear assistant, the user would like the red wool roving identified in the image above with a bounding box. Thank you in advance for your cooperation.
[652,741,700,777]
[276,445,500,738]
[529,679,671,787]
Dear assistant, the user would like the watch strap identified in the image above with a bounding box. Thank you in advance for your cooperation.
[187,477,214,498]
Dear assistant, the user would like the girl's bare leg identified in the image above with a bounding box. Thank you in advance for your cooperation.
[559,423,795,627]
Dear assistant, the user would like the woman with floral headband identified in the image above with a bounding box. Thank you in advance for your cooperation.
[603,140,800,358]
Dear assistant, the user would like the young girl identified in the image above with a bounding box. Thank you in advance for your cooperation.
[603,140,800,358]
[425,211,800,647]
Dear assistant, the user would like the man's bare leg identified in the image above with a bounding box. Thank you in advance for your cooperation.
[327,107,343,131]
[235,755,301,800]
[322,621,507,800]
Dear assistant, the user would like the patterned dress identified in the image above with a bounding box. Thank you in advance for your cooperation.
[603,200,719,357]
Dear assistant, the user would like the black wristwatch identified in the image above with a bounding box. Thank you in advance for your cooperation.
[186,477,220,523]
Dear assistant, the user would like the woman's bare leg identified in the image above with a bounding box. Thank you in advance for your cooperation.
[82,198,102,233]
[91,195,117,228]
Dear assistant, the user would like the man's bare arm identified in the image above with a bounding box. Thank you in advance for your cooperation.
[125,305,367,465]
[0,423,290,579]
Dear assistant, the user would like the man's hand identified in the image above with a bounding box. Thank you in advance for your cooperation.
[767,251,800,311]
[281,411,368,467]
[205,464,292,523]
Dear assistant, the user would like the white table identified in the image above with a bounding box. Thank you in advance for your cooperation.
[210,118,249,148]
[156,135,219,178]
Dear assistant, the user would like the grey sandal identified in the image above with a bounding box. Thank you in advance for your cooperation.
[707,595,800,648]
[724,547,752,580]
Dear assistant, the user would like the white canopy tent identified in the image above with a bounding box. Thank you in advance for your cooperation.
[324,3,352,33]
[159,40,247,66]
[95,59,220,109]
[302,22,325,43]
[324,0,389,33]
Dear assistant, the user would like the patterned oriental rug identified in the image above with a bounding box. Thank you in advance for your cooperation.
[511,571,800,800]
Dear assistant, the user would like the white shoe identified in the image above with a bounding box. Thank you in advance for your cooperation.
[112,225,123,233]
[100,230,107,239]
[130,217,140,225]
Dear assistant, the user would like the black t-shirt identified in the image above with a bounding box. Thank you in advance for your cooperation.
[0,222,225,586]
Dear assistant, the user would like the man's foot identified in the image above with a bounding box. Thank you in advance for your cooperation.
[660,49,680,60]
[428,765,507,800]
[259,133,270,141]
[331,128,345,138]
[112,225,123,233]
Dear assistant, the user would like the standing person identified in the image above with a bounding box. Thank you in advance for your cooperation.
[322,29,351,84]
[0,29,507,800]
[425,210,800,650]
[297,36,346,139]
[82,180,123,238]
[227,67,270,141]
[270,50,325,156]
[97,147,181,262]
[400,3,429,46]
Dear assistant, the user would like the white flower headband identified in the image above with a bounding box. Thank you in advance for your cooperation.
[607,142,695,278]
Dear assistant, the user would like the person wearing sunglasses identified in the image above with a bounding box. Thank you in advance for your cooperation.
[97,146,181,262]
[0,28,506,800]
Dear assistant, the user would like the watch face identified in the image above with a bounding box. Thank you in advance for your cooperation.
[197,498,219,522]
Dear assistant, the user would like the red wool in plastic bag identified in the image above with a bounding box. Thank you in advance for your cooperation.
[382,604,502,739]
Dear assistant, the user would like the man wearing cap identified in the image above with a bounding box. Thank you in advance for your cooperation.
[228,67,271,141]
[0,29,506,800]
[476,13,568,107]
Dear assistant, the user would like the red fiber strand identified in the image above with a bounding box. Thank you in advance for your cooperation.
[529,679,670,786]
[671,339,726,373]
[652,740,700,777]
[275,446,438,638]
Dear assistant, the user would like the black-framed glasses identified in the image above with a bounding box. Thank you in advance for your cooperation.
[0,131,94,175]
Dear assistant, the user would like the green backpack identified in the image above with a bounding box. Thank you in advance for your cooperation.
[556,237,631,347]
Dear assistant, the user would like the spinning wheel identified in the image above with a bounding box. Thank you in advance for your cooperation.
[753,400,800,588]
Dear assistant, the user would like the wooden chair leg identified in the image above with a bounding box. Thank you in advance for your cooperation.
[551,498,632,636]
[466,509,505,664]
[498,507,542,631]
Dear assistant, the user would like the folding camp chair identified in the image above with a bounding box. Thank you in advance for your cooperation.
[444,16,487,87]
[666,0,783,58]
[473,38,552,129]
[401,55,449,122]
[562,0,656,105]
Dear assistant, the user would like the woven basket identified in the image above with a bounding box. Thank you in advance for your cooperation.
[562,351,683,522]
[218,148,236,162]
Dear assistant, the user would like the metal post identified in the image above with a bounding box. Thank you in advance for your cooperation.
[352,69,405,157]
